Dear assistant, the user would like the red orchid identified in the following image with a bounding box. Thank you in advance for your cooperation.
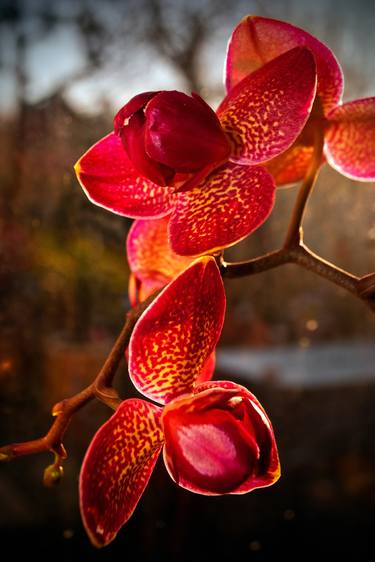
[226,16,375,185]
[80,257,280,547]
[75,47,317,256]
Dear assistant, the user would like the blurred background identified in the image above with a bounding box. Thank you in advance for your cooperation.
[0,0,374,560]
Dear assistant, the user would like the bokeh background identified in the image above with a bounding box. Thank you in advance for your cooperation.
[1,0,374,560]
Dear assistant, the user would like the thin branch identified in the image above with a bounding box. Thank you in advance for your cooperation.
[0,292,158,464]
[283,128,324,249]
[221,240,374,311]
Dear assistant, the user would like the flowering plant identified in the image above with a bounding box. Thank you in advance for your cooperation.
[1,15,374,549]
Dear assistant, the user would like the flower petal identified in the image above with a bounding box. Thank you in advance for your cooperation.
[265,143,314,186]
[75,133,175,218]
[169,163,275,256]
[195,381,280,493]
[324,97,375,181]
[197,351,216,384]
[120,112,175,186]
[128,257,226,405]
[144,91,230,172]
[114,91,158,133]
[128,273,165,307]
[218,47,317,165]
[225,15,343,114]
[162,381,280,495]
[79,399,163,547]
[127,217,192,285]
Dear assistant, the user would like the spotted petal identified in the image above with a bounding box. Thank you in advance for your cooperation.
[128,273,166,307]
[127,217,192,284]
[162,381,280,495]
[218,47,317,165]
[265,143,315,186]
[225,15,343,115]
[197,351,216,383]
[75,133,175,218]
[169,163,275,256]
[128,257,226,404]
[325,98,375,181]
[79,399,163,547]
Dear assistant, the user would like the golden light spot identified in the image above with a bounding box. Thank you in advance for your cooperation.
[306,319,318,332]
[0,359,12,373]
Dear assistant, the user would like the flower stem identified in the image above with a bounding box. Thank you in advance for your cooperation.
[0,291,158,465]
[283,128,324,249]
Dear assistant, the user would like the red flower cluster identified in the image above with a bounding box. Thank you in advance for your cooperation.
[76,15,375,549]
[80,259,280,547]
[76,45,317,255]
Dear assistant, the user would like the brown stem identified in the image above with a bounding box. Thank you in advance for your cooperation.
[0,292,158,463]
[283,128,324,249]
[221,243,373,311]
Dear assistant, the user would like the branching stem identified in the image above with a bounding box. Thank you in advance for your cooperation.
[1,131,374,470]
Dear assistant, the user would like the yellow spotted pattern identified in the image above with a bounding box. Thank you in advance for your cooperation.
[80,399,163,547]
[129,258,225,404]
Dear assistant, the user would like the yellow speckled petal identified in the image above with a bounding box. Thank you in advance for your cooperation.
[225,16,343,115]
[127,217,193,284]
[169,163,275,256]
[79,399,163,547]
[265,142,315,187]
[218,47,317,165]
[325,97,375,181]
[128,257,226,404]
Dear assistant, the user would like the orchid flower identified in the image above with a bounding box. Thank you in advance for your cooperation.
[80,257,280,547]
[226,16,375,185]
[75,48,317,255]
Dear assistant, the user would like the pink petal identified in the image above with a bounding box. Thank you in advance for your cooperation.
[218,47,317,165]
[325,97,375,181]
[75,133,175,218]
[169,163,275,256]
[127,217,192,285]
[162,382,280,495]
[79,399,163,547]
[225,15,343,115]
[128,257,226,405]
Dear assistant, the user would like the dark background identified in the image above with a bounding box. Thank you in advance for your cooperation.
[0,0,374,560]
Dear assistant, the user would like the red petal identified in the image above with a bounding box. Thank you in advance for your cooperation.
[79,399,163,547]
[195,381,280,493]
[197,351,216,383]
[325,97,375,181]
[218,47,317,165]
[128,257,226,405]
[162,382,280,495]
[114,91,158,133]
[120,112,175,186]
[265,101,327,186]
[128,273,165,307]
[75,133,175,218]
[144,91,230,172]
[169,163,275,256]
[265,143,314,186]
[127,217,192,285]
[225,16,343,115]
